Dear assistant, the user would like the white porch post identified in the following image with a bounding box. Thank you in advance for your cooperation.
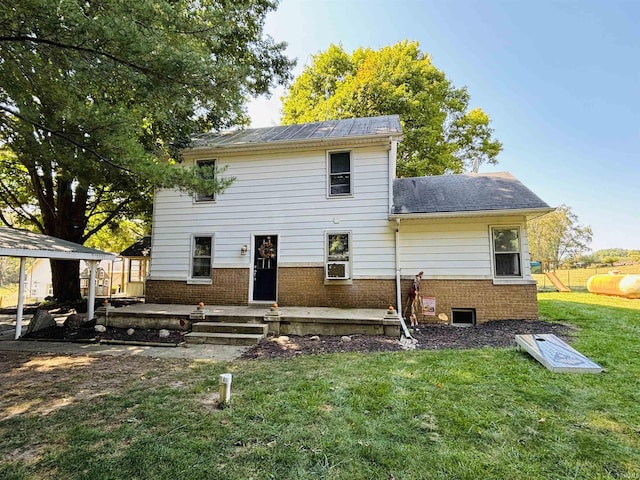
[15,257,26,340]
[87,260,98,320]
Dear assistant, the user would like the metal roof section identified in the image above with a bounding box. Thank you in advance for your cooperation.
[191,115,402,150]
[0,227,115,260]
[391,172,553,218]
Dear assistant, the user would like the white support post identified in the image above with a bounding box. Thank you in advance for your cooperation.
[15,257,26,340]
[87,260,98,321]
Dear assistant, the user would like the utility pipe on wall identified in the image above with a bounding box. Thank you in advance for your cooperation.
[394,219,412,339]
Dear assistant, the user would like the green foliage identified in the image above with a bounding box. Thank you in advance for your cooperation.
[281,41,502,176]
[0,0,293,298]
[528,204,593,270]
[594,248,640,264]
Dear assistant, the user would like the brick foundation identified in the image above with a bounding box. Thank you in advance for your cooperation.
[404,279,539,324]
[146,267,539,323]
[146,268,250,305]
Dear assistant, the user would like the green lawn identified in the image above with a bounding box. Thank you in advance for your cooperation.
[1,292,639,479]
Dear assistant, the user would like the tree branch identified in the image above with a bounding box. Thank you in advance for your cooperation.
[0,104,137,176]
[0,34,161,79]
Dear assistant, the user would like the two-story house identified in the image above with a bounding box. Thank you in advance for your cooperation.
[146,115,552,326]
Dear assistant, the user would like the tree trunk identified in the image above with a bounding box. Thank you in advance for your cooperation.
[50,259,82,302]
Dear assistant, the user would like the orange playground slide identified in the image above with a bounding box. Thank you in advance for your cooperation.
[545,271,571,292]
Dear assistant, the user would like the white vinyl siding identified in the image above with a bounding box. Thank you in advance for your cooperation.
[397,217,532,281]
[150,145,395,280]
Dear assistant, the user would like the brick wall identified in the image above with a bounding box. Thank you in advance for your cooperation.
[146,267,539,323]
[146,268,249,305]
[404,279,539,324]
[278,267,396,308]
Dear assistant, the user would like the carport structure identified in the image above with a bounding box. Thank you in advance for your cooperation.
[0,227,115,339]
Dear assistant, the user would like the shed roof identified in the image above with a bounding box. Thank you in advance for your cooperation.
[0,227,115,260]
[120,236,151,257]
[391,172,552,218]
[191,115,402,149]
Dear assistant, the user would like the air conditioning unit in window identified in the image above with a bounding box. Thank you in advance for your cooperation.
[327,261,349,280]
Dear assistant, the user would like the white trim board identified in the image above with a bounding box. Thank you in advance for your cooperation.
[515,334,603,374]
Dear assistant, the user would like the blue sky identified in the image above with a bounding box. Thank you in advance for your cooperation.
[246,0,639,252]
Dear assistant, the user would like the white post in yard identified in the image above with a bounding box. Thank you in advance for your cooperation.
[219,373,232,405]
[14,257,26,340]
[87,260,98,321]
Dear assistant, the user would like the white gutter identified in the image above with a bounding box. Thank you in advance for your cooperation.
[394,219,412,339]
[186,134,404,156]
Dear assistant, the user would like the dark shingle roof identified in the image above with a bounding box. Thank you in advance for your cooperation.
[392,172,551,216]
[191,115,402,149]
[120,236,151,257]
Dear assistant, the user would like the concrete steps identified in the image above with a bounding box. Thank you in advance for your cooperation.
[185,321,268,346]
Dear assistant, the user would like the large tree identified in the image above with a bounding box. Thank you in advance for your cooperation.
[281,41,502,177]
[0,0,293,301]
[528,205,593,271]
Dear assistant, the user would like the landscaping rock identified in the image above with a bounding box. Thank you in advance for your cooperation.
[95,324,107,333]
[310,335,320,341]
[26,309,56,334]
[63,313,83,331]
[341,335,351,342]
[158,329,170,338]
[127,328,135,336]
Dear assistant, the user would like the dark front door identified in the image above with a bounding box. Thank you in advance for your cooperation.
[253,235,278,301]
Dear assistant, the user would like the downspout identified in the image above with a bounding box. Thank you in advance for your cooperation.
[395,219,412,339]
[388,138,412,339]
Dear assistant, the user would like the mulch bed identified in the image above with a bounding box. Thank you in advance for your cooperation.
[21,325,185,346]
[241,319,575,359]
[20,319,575,359]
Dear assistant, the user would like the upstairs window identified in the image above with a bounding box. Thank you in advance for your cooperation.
[328,151,352,197]
[194,159,216,202]
[325,232,351,280]
[492,227,522,277]
[191,235,213,279]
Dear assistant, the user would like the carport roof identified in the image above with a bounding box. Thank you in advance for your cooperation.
[0,227,115,260]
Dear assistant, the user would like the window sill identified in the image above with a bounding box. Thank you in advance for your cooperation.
[492,278,535,285]
[187,278,212,285]
[324,279,353,286]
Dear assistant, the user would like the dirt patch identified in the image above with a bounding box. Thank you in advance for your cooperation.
[241,319,575,359]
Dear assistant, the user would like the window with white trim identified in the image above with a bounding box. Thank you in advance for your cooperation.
[194,159,216,202]
[325,232,351,280]
[492,227,522,277]
[328,151,352,197]
[129,259,145,282]
[191,235,213,279]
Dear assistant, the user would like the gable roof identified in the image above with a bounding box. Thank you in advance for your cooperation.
[0,227,115,260]
[190,115,402,151]
[391,172,553,218]
[120,236,151,257]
